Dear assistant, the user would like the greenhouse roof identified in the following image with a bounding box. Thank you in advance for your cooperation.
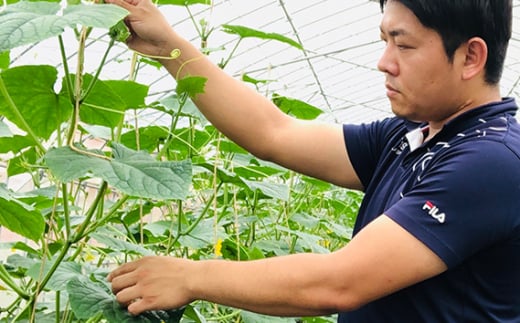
[10,0,520,125]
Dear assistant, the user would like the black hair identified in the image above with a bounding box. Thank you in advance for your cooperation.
[379,0,512,85]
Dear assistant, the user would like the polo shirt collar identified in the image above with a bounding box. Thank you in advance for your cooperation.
[404,97,518,153]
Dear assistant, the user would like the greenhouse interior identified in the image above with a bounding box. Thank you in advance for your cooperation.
[0,0,520,322]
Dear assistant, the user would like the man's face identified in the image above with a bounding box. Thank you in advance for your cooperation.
[378,0,466,123]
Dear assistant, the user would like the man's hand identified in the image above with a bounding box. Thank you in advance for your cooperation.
[106,0,178,58]
[108,256,194,315]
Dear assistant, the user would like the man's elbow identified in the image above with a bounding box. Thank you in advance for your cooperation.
[318,289,369,313]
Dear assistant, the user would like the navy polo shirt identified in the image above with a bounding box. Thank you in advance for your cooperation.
[338,98,520,322]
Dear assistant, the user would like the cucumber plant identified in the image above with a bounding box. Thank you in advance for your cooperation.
[0,0,362,322]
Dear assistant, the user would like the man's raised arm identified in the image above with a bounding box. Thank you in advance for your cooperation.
[108,0,363,190]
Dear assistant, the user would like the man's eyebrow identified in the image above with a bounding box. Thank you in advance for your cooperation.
[379,27,409,37]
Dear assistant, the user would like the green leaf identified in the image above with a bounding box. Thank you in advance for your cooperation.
[7,146,37,176]
[195,162,243,185]
[105,80,149,110]
[222,25,303,50]
[242,179,290,201]
[62,74,127,128]
[60,3,128,28]
[176,76,207,99]
[242,73,272,86]
[217,139,248,154]
[0,2,128,52]
[158,94,208,123]
[0,51,9,70]
[276,226,329,253]
[0,184,44,242]
[68,276,185,322]
[5,254,38,272]
[44,144,192,200]
[91,233,153,256]
[27,261,82,291]
[234,164,286,180]
[67,276,112,319]
[1,241,40,257]
[0,65,72,139]
[272,95,323,120]
[121,125,213,157]
[120,125,170,152]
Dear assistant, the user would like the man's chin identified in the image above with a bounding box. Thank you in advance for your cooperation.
[391,106,422,122]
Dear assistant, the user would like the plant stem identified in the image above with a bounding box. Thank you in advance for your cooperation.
[219,39,241,69]
[0,75,45,152]
[82,194,130,237]
[85,312,103,323]
[166,201,183,254]
[4,297,22,317]
[66,26,88,147]
[81,38,115,102]
[72,181,108,243]
[0,264,29,300]
[173,183,221,244]
[55,291,60,323]
[157,95,187,160]
[61,183,71,239]
[58,35,74,104]
[37,241,70,294]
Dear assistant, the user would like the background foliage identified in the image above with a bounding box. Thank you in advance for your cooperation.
[0,0,363,321]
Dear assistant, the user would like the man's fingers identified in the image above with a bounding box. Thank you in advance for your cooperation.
[108,261,138,282]
[127,297,155,316]
[115,285,141,306]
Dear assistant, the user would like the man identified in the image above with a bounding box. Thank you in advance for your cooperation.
[108,0,520,321]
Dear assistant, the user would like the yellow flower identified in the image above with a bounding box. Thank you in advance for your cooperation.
[214,238,223,257]
[84,249,95,262]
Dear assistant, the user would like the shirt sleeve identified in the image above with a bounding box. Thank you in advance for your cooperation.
[385,142,520,268]
[343,117,406,190]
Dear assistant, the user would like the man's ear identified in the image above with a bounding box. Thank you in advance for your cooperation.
[460,37,488,81]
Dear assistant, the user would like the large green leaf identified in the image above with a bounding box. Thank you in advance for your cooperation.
[242,179,290,201]
[67,276,113,319]
[44,143,192,200]
[68,276,185,322]
[158,94,208,123]
[0,65,72,139]
[27,260,82,291]
[105,80,149,110]
[0,184,44,242]
[222,25,303,50]
[120,125,170,152]
[60,74,127,128]
[0,2,128,52]
[91,232,153,256]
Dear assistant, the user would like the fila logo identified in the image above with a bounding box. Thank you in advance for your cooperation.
[422,201,446,224]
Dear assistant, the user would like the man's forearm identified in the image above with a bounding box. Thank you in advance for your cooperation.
[158,34,291,160]
[189,253,347,317]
